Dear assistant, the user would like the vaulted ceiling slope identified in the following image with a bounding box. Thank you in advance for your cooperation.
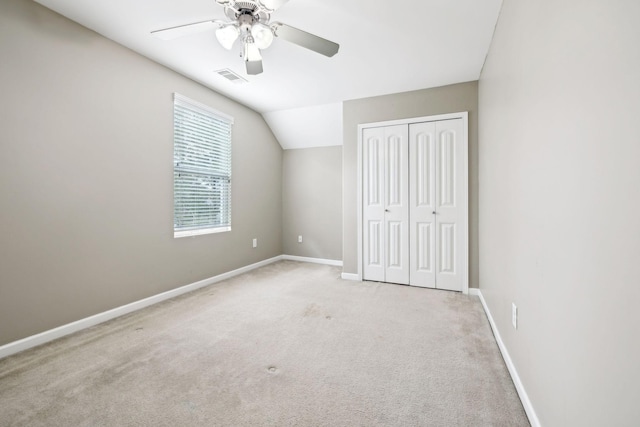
[34,0,503,149]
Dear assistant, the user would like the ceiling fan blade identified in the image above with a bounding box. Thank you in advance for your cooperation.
[151,20,224,41]
[258,0,291,12]
[271,22,339,57]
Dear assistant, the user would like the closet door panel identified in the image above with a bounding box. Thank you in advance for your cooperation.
[434,118,465,291]
[383,126,409,285]
[363,127,386,282]
[409,122,437,288]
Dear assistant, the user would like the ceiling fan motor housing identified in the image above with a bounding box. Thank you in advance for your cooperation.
[225,1,270,24]
[237,11,258,32]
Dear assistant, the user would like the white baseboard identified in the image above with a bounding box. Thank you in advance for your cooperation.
[0,256,283,360]
[475,289,541,427]
[281,255,343,267]
[340,272,360,281]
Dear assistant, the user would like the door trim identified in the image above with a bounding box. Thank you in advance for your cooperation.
[357,112,469,294]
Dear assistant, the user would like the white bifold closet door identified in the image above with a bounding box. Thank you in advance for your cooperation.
[409,119,465,291]
[362,125,410,285]
[363,118,465,291]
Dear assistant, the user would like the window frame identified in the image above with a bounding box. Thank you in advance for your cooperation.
[173,93,233,238]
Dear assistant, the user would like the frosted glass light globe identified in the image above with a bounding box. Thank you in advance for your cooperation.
[250,23,274,50]
[215,24,240,50]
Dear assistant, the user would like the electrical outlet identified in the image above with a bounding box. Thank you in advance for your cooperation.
[252,238,257,248]
[298,235,303,243]
[512,303,518,330]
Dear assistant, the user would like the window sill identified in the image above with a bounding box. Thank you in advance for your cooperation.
[174,226,231,238]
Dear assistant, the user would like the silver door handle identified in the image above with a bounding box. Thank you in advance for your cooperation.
[385,209,390,212]
[432,211,437,214]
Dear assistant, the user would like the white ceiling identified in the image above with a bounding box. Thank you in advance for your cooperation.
[263,102,342,150]
[33,0,503,149]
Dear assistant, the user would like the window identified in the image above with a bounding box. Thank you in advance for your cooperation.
[173,93,233,238]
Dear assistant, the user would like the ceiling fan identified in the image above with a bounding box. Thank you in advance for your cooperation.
[151,0,340,75]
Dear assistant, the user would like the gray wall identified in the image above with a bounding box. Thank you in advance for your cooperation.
[282,146,342,261]
[479,0,640,425]
[342,82,479,286]
[0,0,282,346]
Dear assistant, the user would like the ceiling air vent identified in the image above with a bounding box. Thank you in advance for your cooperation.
[215,68,248,84]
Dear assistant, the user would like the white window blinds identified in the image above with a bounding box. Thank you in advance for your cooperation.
[173,93,233,237]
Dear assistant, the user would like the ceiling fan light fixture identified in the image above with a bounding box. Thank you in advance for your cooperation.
[152,0,339,75]
[215,24,240,50]
[250,22,274,49]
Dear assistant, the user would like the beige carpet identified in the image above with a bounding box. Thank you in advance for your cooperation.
[0,261,529,426]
